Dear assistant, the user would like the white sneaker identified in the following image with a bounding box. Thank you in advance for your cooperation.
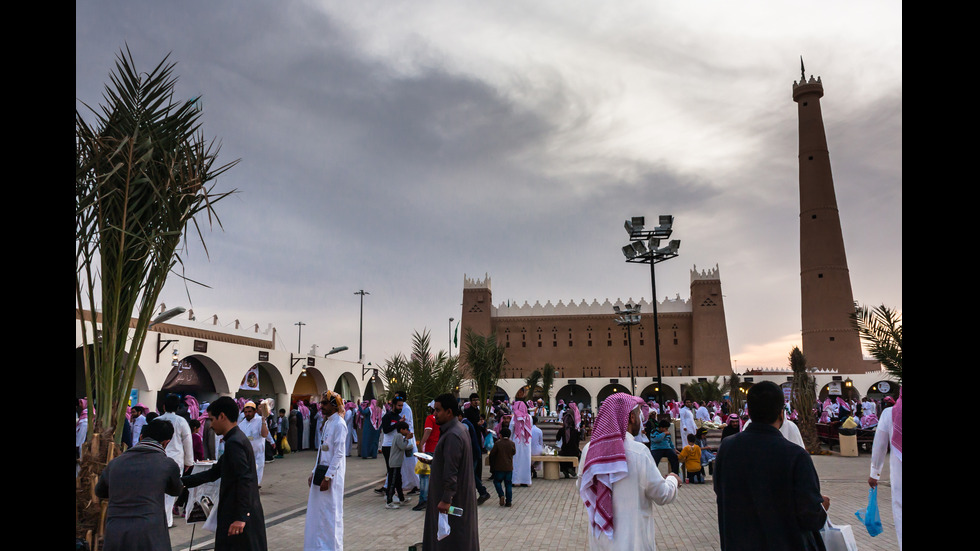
[385,502,400,509]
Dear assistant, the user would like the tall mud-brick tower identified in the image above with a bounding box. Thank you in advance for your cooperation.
[793,64,866,374]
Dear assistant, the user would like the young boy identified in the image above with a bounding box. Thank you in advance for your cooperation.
[386,422,413,509]
[488,427,516,507]
[649,419,680,475]
[678,433,704,484]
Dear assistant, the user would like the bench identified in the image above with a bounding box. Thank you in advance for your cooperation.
[816,422,876,453]
[483,453,580,480]
[532,455,579,480]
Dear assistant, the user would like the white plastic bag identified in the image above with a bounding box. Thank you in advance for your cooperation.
[820,518,858,551]
[437,512,451,541]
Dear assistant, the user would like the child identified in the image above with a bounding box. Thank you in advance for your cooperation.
[488,427,516,507]
[678,433,704,484]
[695,427,716,474]
[386,422,413,509]
[649,419,680,475]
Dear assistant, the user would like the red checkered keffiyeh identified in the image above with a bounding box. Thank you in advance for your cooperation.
[512,401,532,444]
[579,393,644,540]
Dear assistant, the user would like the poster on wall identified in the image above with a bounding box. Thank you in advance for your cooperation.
[827,381,842,396]
[240,365,260,391]
[129,389,139,407]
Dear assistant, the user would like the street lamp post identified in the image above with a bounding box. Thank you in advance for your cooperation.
[613,304,641,396]
[621,215,680,409]
[354,290,370,363]
[449,317,455,359]
[294,321,306,355]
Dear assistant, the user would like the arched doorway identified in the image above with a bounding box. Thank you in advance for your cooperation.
[234,362,285,409]
[555,384,591,411]
[597,383,630,410]
[491,385,510,403]
[292,367,328,407]
[638,382,677,404]
[333,372,360,402]
[864,380,899,402]
[159,355,227,412]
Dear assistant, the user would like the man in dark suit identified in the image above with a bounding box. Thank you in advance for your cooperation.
[183,396,268,550]
[714,381,830,550]
[95,418,183,551]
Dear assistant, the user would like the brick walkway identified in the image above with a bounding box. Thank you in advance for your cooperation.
[169,448,899,550]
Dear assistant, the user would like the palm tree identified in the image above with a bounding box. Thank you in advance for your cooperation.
[76,48,236,544]
[524,370,542,401]
[789,347,822,454]
[461,329,507,420]
[380,330,460,436]
[852,303,902,385]
[684,376,728,404]
[541,363,556,411]
[728,372,744,414]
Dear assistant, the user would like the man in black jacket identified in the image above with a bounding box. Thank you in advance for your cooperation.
[714,381,830,550]
[183,397,268,550]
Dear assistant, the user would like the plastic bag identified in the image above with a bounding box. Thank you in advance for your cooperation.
[855,486,883,537]
[820,518,857,551]
[437,512,451,540]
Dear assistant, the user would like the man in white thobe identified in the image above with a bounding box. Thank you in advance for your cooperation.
[399,401,420,491]
[870,392,902,549]
[695,402,711,424]
[158,395,194,527]
[579,393,680,551]
[742,417,806,449]
[130,406,147,448]
[238,401,269,486]
[305,391,347,551]
[510,401,533,485]
[343,403,357,457]
[679,399,697,454]
[531,418,544,476]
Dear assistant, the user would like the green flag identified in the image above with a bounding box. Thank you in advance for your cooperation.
[453,321,459,348]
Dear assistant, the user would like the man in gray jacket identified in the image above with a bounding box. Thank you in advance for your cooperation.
[95,419,183,551]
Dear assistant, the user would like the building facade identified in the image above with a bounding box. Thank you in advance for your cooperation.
[459,265,733,395]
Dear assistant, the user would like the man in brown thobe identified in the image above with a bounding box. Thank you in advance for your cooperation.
[422,394,479,550]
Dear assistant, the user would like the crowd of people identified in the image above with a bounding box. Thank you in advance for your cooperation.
[79,383,902,550]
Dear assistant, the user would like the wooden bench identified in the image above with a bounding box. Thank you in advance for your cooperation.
[483,453,580,480]
[532,455,579,480]
[816,422,876,453]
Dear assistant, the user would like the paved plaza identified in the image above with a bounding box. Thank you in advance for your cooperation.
[168,445,899,550]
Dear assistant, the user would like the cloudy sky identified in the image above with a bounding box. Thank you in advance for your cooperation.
[76,1,902,372]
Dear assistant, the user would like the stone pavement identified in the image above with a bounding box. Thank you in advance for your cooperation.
[169,447,899,550]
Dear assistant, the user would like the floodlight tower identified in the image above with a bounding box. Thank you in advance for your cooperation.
[621,215,680,407]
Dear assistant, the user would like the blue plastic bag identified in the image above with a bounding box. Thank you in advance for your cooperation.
[854,487,883,537]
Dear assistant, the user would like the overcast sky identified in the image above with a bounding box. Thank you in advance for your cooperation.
[76,1,902,372]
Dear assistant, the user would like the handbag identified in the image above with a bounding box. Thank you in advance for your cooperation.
[312,446,329,485]
[855,487,883,536]
[819,518,858,551]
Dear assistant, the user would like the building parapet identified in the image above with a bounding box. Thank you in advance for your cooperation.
[493,294,691,317]
[690,263,721,283]
[464,273,491,290]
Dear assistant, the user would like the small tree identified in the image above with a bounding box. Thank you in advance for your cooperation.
[524,370,542,401]
[541,363,556,411]
[729,372,744,414]
[789,347,822,454]
[852,304,902,385]
[684,376,728,404]
[380,330,460,436]
[462,329,508,421]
